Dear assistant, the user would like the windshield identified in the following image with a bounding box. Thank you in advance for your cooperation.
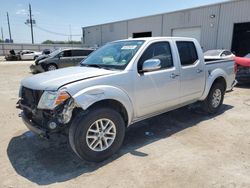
[204,50,223,56]
[80,40,144,70]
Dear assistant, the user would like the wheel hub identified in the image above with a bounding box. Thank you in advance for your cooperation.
[86,118,116,152]
[212,89,222,108]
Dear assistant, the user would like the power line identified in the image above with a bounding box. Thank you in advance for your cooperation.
[35,25,81,36]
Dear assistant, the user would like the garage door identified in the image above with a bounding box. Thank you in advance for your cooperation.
[172,27,201,42]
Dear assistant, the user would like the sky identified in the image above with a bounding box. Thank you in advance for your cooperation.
[0,0,228,44]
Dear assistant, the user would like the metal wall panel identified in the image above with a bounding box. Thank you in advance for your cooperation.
[217,0,250,50]
[82,0,250,51]
[83,26,102,47]
[127,15,163,37]
[101,21,128,44]
[162,4,220,51]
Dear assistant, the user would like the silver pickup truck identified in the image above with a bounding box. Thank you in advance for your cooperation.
[17,37,236,162]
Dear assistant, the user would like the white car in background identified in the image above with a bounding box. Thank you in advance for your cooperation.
[204,49,235,61]
[19,50,42,60]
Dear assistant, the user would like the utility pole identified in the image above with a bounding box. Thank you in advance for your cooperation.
[69,24,73,46]
[6,12,12,42]
[1,27,3,41]
[29,4,34,44]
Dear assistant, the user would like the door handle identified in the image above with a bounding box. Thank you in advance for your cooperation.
[170,73,179,79]
[196,69,203,73]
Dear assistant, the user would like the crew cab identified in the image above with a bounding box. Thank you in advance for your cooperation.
[17,37,236,162]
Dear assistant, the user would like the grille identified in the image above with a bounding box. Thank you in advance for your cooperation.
[21,87,43,108]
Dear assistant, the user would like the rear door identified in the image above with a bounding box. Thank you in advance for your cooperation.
[175,41,205,102]
[71,49,93,65]
[134,41,181,117]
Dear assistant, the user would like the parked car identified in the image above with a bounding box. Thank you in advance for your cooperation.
[235,53,250,83]
[17,37,236,162]
[33,49,57,66]
[204,49,235,61]
[5,49,20,61]
[20,50,42,60]
[30,48,94,73]
[42,49,52,55]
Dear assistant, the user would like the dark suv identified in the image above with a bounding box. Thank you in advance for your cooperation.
[30,48,94,73]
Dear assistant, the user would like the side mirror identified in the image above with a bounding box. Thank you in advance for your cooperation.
[141,59,161,73]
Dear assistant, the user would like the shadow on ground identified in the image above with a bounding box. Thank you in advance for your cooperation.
[7,104,233,185]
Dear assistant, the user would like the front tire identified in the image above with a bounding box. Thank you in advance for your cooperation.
[46,64,57,71]
[69,108,125,162]
[201,82,225,114]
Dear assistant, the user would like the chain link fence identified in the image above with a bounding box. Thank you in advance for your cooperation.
[0,43,84,56]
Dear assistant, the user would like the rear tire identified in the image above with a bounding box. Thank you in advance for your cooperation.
[69,108,125,162]
[201,82,225,114]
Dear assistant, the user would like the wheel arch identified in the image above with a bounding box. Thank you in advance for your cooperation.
[200,69,227,100]
[70,85,134,126]
[87,99,129,127]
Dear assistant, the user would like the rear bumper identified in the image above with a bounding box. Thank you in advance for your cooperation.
[30,64,45,73]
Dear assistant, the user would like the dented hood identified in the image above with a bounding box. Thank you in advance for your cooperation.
[21,66,115,91]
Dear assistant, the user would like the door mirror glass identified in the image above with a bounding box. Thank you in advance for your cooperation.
[141,59,161,73]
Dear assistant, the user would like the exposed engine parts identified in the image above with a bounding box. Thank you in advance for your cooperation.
[57,99,75,124]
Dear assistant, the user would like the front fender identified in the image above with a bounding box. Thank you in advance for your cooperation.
[69,85,134,124]
[200,69,227,101]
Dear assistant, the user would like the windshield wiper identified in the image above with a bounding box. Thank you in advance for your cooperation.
[81,64,112,70]
[84,64,102,68]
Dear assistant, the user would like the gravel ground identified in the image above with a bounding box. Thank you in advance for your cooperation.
[0,58,250,188]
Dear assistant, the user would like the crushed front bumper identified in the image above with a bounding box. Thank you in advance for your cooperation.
[21,112,49,138]
[30,64,45,73]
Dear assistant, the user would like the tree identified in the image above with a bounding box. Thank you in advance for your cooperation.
[42,40,81,44]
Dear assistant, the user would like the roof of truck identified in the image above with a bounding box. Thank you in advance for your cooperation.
[115,37,197,42]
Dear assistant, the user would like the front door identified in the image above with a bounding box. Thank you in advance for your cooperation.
[134,41,180,118]
[58,50,74,68]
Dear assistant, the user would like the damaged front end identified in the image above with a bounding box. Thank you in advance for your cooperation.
[17,86,77,138]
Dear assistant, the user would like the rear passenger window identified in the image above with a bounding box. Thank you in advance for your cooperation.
[83,50,94,56]
[72,50,92,56]
[138,42,173,71]
[176,41,198,66]
[72,50,94,56]
[62,50,72,57]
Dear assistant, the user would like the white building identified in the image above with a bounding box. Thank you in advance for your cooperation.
[82,0,250,56]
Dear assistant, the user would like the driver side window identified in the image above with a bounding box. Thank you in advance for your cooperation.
[137,42,173,71]
[62,50,72,57]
